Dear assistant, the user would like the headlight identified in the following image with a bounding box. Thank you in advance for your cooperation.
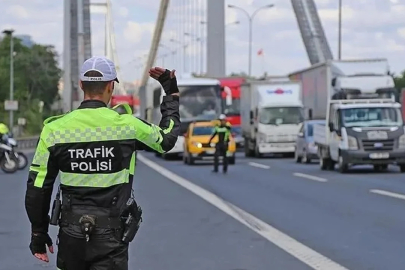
[347,136,358,150]
[192,141,202,148]
[399,134,405,149]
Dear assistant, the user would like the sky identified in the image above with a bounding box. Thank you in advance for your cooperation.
[1,0,405,83]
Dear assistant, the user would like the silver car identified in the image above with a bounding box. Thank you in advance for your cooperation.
[294,120,324,164]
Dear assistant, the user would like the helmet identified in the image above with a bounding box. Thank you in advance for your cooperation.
[219,114,226,120]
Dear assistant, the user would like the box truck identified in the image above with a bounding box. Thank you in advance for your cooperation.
[241,80,304,157]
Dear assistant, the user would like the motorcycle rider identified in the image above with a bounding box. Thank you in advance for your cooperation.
[0,123,10,142]
[24,56,180,270]
[208,114,232,173]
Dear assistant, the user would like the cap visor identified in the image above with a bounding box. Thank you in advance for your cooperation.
[114,78,119,83]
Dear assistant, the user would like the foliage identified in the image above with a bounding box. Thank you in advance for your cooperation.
[0,34,61,135]
[393,70,405,92]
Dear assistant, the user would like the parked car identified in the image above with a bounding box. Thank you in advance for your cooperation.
[294,120,324,164]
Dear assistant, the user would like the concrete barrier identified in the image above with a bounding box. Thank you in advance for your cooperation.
[15,136,39,151]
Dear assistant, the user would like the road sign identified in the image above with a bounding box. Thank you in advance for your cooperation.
[4,100,18,111]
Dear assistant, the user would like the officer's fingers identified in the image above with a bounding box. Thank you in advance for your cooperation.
[153,66,166,73]
[34,253,49,262]
[149,69,162,78]
[148,71,159,80]
[48,245,54,253]
[170,69,176,78]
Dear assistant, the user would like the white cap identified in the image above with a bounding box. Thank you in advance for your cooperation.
[219,114,226,120]
[80,56,119,83]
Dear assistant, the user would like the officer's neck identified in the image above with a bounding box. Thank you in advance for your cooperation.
[83,94,108,105]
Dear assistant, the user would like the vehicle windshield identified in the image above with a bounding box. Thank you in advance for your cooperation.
[341,107,403,127]
[223,98,240,116]
[179,85,221,120]
[259,107,304,125]
[192,126,214,136]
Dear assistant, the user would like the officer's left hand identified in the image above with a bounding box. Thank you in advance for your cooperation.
[29,232,54,262]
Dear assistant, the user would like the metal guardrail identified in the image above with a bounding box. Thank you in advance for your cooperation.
[16,136,40,150]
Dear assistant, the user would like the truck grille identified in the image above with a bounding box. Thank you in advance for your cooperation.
[361,139,394,151]
[267,134,296,142]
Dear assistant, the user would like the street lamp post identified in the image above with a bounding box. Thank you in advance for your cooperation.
[338,0,342,59]
[170,39,188,73]
[228,4,274,77]
[3,30,15,129]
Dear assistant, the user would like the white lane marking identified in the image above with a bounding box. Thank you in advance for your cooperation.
[138,154,348,270]
[293,173,328,183]
[248,162,270,169]
[370,189,405,201]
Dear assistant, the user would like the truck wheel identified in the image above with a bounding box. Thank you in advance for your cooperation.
[244,138,254,157]
[328,160,336,171]
[338,155,348,173]
[399,164,405,173]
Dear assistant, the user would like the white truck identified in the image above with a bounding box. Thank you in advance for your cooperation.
[241,80,304,157]
[289,59,405,173]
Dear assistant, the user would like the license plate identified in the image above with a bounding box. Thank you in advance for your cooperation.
[270,143,292,148]
[206,150,215,154]
[369,152,389,159]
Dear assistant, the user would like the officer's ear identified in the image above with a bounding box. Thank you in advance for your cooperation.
[107,81,114,95]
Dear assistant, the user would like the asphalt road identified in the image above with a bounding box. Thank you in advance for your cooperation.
[1,151,404,269]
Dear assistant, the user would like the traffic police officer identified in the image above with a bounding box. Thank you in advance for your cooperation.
[24,56,180,270]
[208,114,231,173]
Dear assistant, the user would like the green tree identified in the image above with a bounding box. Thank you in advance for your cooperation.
[0,35,61,135]
[393,70,405,92]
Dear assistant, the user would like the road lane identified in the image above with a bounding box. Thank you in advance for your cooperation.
[1,154,311,270]
[147,152,405,270]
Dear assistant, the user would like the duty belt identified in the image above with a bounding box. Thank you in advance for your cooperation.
[60,212,123,229]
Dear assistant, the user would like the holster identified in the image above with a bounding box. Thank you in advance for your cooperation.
[121,198,142,244]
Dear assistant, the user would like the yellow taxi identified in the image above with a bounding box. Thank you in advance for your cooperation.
[183,120,236,165]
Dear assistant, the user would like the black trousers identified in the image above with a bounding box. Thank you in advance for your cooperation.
[213,144,228,172]
[56,226,129,270]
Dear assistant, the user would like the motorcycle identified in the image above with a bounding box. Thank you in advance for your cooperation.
[0,141,19,173]
[6,137,28,170]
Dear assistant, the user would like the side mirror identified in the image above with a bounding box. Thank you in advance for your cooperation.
[308,109,313,120]
[249,110,253,120]
[224,86,233,106]
[328,122,334,132]
[298,132,304,137]
[331,78,336,87]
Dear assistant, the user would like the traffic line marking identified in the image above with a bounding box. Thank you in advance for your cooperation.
[369,189,405,201]
[293,173,328,182]
[248,162,270,169]
[138,153,349,270]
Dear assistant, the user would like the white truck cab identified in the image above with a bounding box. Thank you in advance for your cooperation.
[241,81,304,157]
[315,95,405,173]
